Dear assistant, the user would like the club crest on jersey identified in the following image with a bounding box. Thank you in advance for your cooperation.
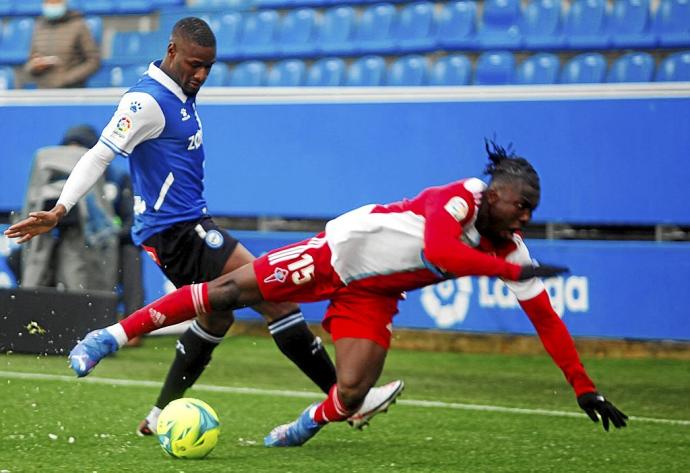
[129,101,142,113]
[444,196,469,222]
[180,107,191,121]
[205,230,224,249]
[264,267,288,284]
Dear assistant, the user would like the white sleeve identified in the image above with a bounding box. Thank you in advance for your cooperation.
[503,235,546,301]
[99,91,165,157]
[56,141,116,214]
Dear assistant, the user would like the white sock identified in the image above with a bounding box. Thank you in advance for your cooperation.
[146,406,162,428]
[105,323,128,348]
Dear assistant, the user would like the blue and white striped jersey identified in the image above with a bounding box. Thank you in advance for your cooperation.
[99,61,207,245]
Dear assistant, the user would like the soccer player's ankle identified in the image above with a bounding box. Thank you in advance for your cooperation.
[106,323,129,348]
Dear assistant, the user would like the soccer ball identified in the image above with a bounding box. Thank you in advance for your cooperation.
[156,398,220,459]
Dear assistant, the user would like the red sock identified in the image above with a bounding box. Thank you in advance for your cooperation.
[313,384,356,424]
[119,283,210,340]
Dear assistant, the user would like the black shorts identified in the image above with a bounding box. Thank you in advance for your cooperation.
[141,217,239,288]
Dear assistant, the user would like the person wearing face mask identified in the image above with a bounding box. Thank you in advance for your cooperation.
[22,0,100,88]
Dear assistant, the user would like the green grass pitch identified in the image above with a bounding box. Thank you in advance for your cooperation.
[1,334,688,472]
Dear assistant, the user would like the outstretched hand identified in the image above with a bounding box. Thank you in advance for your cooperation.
[517,263,569,281]
[3,208,63,244]
[577,392,628,431]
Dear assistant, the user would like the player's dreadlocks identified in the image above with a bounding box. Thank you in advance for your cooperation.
[483,138,540,192]
[172,17,216,48]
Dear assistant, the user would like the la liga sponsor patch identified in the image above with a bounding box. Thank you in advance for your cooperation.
[444,196,469,222]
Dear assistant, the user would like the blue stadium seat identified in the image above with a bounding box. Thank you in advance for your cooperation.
[107,31,164,66]
[563,0,609,49]
[267,59,307,86]
[436,1,477,50]
[216,12,243,61]
[652,0,690,47]
[474,51,516,85]
[429,54,472,85]
[238,10,279,59]
[386,54,429,86]
[607,0,655,48]
[116,0,155,14]
[81,0,119,15]
[607,52,655,82]
[306,57,347,86]
[395,2,437,53]
[516,52,560,84]
[87,66,116,88]
[13,0,42,16]
[354,3,397,54]
[317,6,357,56]
[88,64,148,88]
[477,0,522,49]
[85,16,103,45]
[278,8,318,57]
[560,52,607,83]
[655,50,690,81]
[0,65,14,90]
[205,62,230,86]
[229,60,268,86]
[0,18,34,65]
[520,0,565,49]
[0,0,13,17]
[346,55,386,86]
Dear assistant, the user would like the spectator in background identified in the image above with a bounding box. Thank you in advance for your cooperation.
[22,0,100,89]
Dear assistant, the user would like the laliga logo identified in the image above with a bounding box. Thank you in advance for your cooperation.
[421,276,589,328]
[420,277,473,328]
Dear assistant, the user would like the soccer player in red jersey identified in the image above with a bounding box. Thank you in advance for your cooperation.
[69,141,627,445]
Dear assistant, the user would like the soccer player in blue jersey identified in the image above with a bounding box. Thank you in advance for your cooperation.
[5,17,402,435]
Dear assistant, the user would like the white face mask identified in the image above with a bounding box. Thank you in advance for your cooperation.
[42,2,67,20]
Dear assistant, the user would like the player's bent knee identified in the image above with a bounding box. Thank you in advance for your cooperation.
[208,278,241,311]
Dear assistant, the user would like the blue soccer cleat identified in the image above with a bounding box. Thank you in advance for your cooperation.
[68,329,119,377]
[264,403,323,447]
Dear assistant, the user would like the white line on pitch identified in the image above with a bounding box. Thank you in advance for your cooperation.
[1,370,687,426]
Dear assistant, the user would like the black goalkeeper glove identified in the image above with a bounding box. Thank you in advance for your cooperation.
[517,263,569,281]
[577,392,628,431]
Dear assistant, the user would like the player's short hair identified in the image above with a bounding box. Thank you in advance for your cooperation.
[172,17,216,48]
[483,138,540,192]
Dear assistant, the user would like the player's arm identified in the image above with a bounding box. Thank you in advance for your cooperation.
[4,91,164,243]
[505,244,628,431]
[421,185,524,280]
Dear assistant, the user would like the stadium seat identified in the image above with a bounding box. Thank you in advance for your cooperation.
[652,0,690,48]
[229,60,268,86]
[429,54,472,85]
[436,1,477,50]
[607,0,655,48]
[474,51,516,85]
[0,65,14,90]
[13,0,42,16]
[87,66,116,88]
[205,62,230,86]
[386,54,429,86]
[267,59,307,86]
[607,51,655,82]
[277,8,318,57]
[560,52,607,83]
[216,12,243,61]
[354,3,397,54]
[317,6,357,56]
[238,10,280,59]
[116,0,155,14]
[107,31,164,66]
[0,18,34,65]
[516,52,560,84]
[394,2,437,53]
[306,57,347,86]
[0,0,13,17]
[655,50,690,81]
[477,0,522,49]
[520,0,565,49]
[84,16,103,45]
[346,55,386,86]
[563,0,609,49]
[88,64,148,88]
[81,0,119,15]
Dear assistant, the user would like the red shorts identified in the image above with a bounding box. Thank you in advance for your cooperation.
[254,233,400,349]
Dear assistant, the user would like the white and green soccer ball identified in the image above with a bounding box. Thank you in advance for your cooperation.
[156,398,220,459]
